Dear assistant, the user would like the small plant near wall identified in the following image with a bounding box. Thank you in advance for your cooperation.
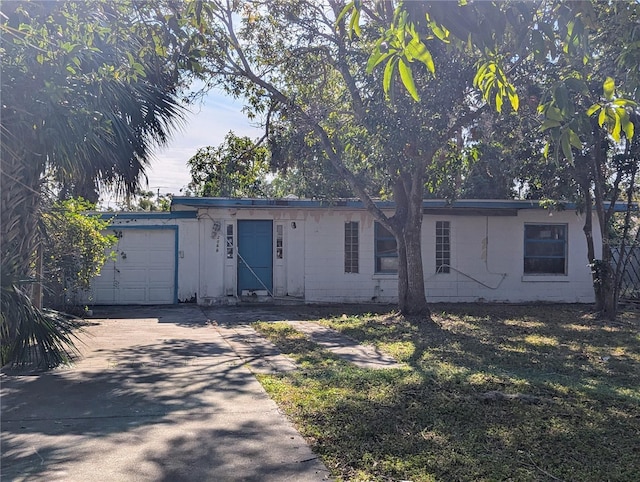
[42,198,116,311]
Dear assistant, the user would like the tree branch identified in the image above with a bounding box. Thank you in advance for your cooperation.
[213,1,390,225]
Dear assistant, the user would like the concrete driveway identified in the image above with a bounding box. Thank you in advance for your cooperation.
[1,305,331,481]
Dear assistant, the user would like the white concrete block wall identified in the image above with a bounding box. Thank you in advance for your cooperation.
[175,219,199,302]
[297,207,598,304]
[98,204,601,305]
[301,210,399,303]
[197,212,231,302]
[285,219,305,297]
[418,210,597,303]
[423,216,510,302]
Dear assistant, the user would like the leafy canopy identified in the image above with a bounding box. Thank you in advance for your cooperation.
[340,0,638,157]
[187,132,271,198]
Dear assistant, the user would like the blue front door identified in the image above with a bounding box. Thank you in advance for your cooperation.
[237,220,273,294]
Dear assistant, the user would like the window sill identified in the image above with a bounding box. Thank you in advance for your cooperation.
[521,274,569,282]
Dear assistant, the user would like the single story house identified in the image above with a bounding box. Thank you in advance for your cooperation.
[85,197,606,306]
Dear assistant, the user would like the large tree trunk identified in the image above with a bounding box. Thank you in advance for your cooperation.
[579,178,604,310]
[398,222,430,317]
[590,132,619,320]
[393,173,430,319]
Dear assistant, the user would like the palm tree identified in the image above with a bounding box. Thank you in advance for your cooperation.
[1,0,194,366]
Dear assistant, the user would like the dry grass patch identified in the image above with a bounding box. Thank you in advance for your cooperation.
[254,304,640,481]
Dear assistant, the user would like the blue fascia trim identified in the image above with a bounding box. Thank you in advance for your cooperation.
[95,211,197,221]
[106,224,179,304]
[424,199,633,211]
[170,196,391,209]
[170,196,635,213]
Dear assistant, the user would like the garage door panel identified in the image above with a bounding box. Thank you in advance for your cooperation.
[91,271,115,289]
[148,287,174,303]
[148,268,174,282]
[119,268,148,284]
[125,251,166,265]
[120,287,148,303]
[89,227,176,305]
[93,287,115,304]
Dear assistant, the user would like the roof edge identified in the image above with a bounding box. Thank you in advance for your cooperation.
[91,211,197,220]
[170,197,634,213]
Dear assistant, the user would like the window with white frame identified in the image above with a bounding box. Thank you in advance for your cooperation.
[375,222,398,274]
[344,221,359,273]
[524,224,567,274]
[276,224,284,259]
[226,224,234,258]
[435,221,450,273]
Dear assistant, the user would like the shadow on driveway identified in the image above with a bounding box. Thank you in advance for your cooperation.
[1,305,330,481]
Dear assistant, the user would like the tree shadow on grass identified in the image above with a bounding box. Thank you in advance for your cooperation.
[269,303,640,481]
[333,303,640,403]
[290,366,640,481]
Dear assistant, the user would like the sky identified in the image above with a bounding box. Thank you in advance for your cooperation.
[137,90,262,199]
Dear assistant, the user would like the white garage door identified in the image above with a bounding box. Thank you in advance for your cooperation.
[89,228,176,305]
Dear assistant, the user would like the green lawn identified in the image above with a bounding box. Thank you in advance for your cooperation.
[253,304,640,481]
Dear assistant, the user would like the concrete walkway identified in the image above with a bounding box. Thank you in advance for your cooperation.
[283,321,404,370]
[1,305,330,481]
[202,305,404,372]
[215,322,298,374]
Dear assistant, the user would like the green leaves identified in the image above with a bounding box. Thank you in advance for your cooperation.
[382,57,397,99]
[405,37,435,72]
[540,76,637,165]
[538,81,584,164]
[349,4,361,38]
[43,198,116,295]
[366,39,393,72]
[620,108,635,140]
[397,58,417,101]
[364,10,436,102]
[473,59,519,113]
[586,103,601,116]
[586,78,637,143]
[341,3,439,102]
[336,1,361,39]
[187,132,270,198]
[603,76,615,100]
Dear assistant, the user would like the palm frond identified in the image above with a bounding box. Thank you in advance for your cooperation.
[1,282,82,369]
